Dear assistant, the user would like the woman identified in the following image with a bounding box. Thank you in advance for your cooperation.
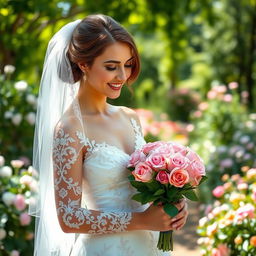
[31,14,188,256]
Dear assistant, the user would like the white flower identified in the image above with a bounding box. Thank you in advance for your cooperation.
[4,65,15,74]
[2,192,16,206]
[11,160,24,168]
[0,155,5,167]
[240,135,250,144]
[0,228,7,240]
[4,111,13,119]
[12,113,22,125]
[0,166,12,177]
[14,80,28,91]
[25,112,36,125]
[26,94,37,106]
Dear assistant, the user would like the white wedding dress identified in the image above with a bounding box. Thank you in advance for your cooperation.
[53,111,170,256]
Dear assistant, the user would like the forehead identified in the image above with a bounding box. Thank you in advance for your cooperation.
[96,42,132,62]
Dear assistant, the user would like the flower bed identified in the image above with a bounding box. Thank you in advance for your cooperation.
[197,167,256,256]
[0,155,37,256]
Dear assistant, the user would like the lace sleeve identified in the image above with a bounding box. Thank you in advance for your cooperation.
[52,121,132,234]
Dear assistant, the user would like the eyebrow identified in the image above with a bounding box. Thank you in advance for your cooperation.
[103,56,134,64]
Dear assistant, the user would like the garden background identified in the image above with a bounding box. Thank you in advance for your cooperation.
[0,0,256,255]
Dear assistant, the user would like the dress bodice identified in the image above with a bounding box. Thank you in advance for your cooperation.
[81,118,147,212]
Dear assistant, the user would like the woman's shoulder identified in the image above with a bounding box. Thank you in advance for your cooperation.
[118,106,139,120]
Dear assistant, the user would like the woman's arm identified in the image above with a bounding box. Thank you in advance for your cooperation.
[53,119,188,234]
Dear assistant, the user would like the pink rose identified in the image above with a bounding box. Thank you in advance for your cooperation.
[156,170,169,184]
[168,152,188,171]
[132,162,153,182]
[19,212,31,226]
[153,143,174,156]
[212,244,230,256]
[128,150,146,168]
[168,142,187,155]
[169,168,189,188]
[146,152,167,170]
[14,194,26,211]
[142,141,163,154]
[186,150,203,163]
[236,203,255,219]
[186,159,205,186]
[212,186,225,198]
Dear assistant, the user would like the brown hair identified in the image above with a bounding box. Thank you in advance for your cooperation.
[68,14,140,84]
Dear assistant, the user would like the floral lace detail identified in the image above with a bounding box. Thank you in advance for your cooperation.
[53,126,132,234]
[130,118,146,150]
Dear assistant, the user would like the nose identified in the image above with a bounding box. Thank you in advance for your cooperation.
[116,67,127,81]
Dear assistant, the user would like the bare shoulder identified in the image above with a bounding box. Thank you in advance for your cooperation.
[119,106,140,122]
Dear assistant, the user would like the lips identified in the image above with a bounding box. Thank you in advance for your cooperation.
[107,83,123,90]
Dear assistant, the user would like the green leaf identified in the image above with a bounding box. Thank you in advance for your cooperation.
[199,176,208,185]
[153,189,165,196]
[131,193,145,203]
[166,186,179,201]
[163,204,179,217]
[183,189,199,201]
[146,180,161,191]
[128,175,135,181]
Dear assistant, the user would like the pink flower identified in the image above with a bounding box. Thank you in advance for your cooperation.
[128,150,146,168]
[168,142,187,155]
[211,244,230,256]
[10,250,20,256]
[236,204,255,219]
[19,212,31,226]
[156,171,169,184]
[132,162,153,182]
[186,160,205,186]
[10,160,24,169]
[169,168,189,188]
[20,175,33,186]
[168,152,188,171]
[212,186,225,198]
[14,194,26,211]
[141,141,163,154]
[146,152,167,170]
[154,143,174,155]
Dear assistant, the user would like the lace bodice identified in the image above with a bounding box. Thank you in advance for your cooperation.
[52,116,146,235]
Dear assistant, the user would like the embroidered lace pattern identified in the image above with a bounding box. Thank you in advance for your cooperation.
[53,126,132,234]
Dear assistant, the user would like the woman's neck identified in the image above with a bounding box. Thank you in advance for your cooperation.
[77,81,109,116]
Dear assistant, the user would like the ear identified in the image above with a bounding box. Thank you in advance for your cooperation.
[78,62,88,73]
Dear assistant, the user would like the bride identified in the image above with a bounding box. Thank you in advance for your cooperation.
[31,14,188,255]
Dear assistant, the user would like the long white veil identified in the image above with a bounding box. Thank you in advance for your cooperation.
[29,19,84,256]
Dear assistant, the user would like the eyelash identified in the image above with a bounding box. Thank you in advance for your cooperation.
[105,64,133,71]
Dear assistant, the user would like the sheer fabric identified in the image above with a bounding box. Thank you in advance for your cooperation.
[52,107,169,255]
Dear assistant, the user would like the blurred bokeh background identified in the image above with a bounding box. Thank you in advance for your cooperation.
[1,0,256,255]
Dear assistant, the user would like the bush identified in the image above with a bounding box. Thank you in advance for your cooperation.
[0,65,38,161]
[203,114,256,199]
[197,168,256,256]
[189,82,248,163]
[0,155,37,256]
[166,88,200,122]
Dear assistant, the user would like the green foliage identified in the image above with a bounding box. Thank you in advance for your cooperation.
[189,83,248,162]
[0,69,37,161]
[201,113,256,202]
[166,88,201,122]
[197,170,256,256]
[0,156,37,256]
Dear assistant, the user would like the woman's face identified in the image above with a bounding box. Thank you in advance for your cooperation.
[84,42,133,99]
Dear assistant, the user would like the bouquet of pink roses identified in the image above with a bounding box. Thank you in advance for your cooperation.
[127,141,207,251]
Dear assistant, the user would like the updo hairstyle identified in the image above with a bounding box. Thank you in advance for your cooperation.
[67,14,140,84]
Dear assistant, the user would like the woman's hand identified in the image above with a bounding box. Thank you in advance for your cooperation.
[171,199,188,230]
[136,198,188,232]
